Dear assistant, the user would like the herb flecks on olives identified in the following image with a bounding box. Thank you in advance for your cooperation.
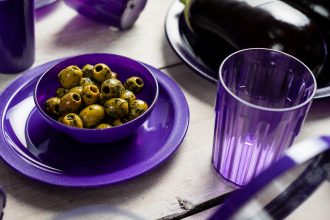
[80,77,95,87]
[59,92,82,115]
[130,99,148,120]
[69,86,84,95]
[58,65,83,89]
[56,88,68,98]
[79,104,105,128]
[120,90,136,105]
[46,97,60,116]
[82,64,94,78]
[104,98,129,118]
[93,63,112,82]
[101,78,125,99]
[62,113,83,128]
[82,85,100,105]
[124,76,144,93]
[45,63,149,129]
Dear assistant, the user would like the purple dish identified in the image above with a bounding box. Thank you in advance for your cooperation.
[64,0,148,30]
[0,59,189,187]
[34,53,159,144]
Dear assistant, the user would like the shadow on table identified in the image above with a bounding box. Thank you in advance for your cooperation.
[52,15,130,52]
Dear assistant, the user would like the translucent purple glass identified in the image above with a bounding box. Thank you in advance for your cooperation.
[212,48,317,186]
[0,0,35,73]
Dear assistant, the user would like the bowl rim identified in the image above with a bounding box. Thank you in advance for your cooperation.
[34,53,159,132]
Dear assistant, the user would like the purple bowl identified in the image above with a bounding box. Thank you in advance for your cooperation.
[34,53,159,144]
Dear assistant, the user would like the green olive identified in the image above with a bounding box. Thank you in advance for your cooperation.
[101,78,125,99]
[62,113,83,128]
[120,90,136,105]
[81,85,100,105]
[79,104,105,128]
[82,64,94,78]
[80,77,95,87]
[95,123,112,129]
[45,97,60,116]
[104,98,129,118]
[58,65,83,89]
[69,86,84,95]
[59,92,82,114]
[56,88,68,98]
[112,118,123,126]
[124,76,144,93]
[92,63,112,82]
[129,99,148,120]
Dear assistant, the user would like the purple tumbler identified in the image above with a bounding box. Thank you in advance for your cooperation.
[0,0,35,73]
[212,48,317,186]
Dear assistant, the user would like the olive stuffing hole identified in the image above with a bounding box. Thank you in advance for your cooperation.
[102,86,110,94]
[95,65,103,72]
[136,78,143,85]
[90,86,98,93]
[72,94,81,101]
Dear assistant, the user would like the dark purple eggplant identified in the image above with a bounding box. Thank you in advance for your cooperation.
[182,0,327,78]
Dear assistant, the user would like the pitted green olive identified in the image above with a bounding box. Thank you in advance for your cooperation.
[59,92,82,114]
[82,64,94,78]
[129,99,148,120]
[56,88,68,98]
[80,77,95,87]
[58,65,83,89]
[81,85,100,105]
[101,78,125,99]
[93,63,112,82]
[96,123,112,129]
[79,104,105,128]
[104,98,129,118]
[46,97,60,116]
[120,90,136,105]
[69,86,84,95]
[124,76,144,93]
[62,113,83,128]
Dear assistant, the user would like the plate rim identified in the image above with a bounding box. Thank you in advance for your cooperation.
[0,57,190,188]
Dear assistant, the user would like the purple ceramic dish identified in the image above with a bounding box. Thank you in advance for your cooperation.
[0,60,189,187]
[209,136,330,219]
[64,0,148,30]
[34,53,159,144]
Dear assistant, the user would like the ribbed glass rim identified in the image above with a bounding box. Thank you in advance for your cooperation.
[218,48,317,112]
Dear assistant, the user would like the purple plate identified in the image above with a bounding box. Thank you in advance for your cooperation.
[0,59,189,187]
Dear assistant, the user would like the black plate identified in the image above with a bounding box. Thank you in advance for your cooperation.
[165,0,330,99]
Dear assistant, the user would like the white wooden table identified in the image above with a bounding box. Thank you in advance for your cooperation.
[0,1,329,219]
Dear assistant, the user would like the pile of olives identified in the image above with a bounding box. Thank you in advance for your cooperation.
[45,63,149,129]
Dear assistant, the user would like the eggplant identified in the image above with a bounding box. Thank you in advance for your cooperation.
[182,0,327,78]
